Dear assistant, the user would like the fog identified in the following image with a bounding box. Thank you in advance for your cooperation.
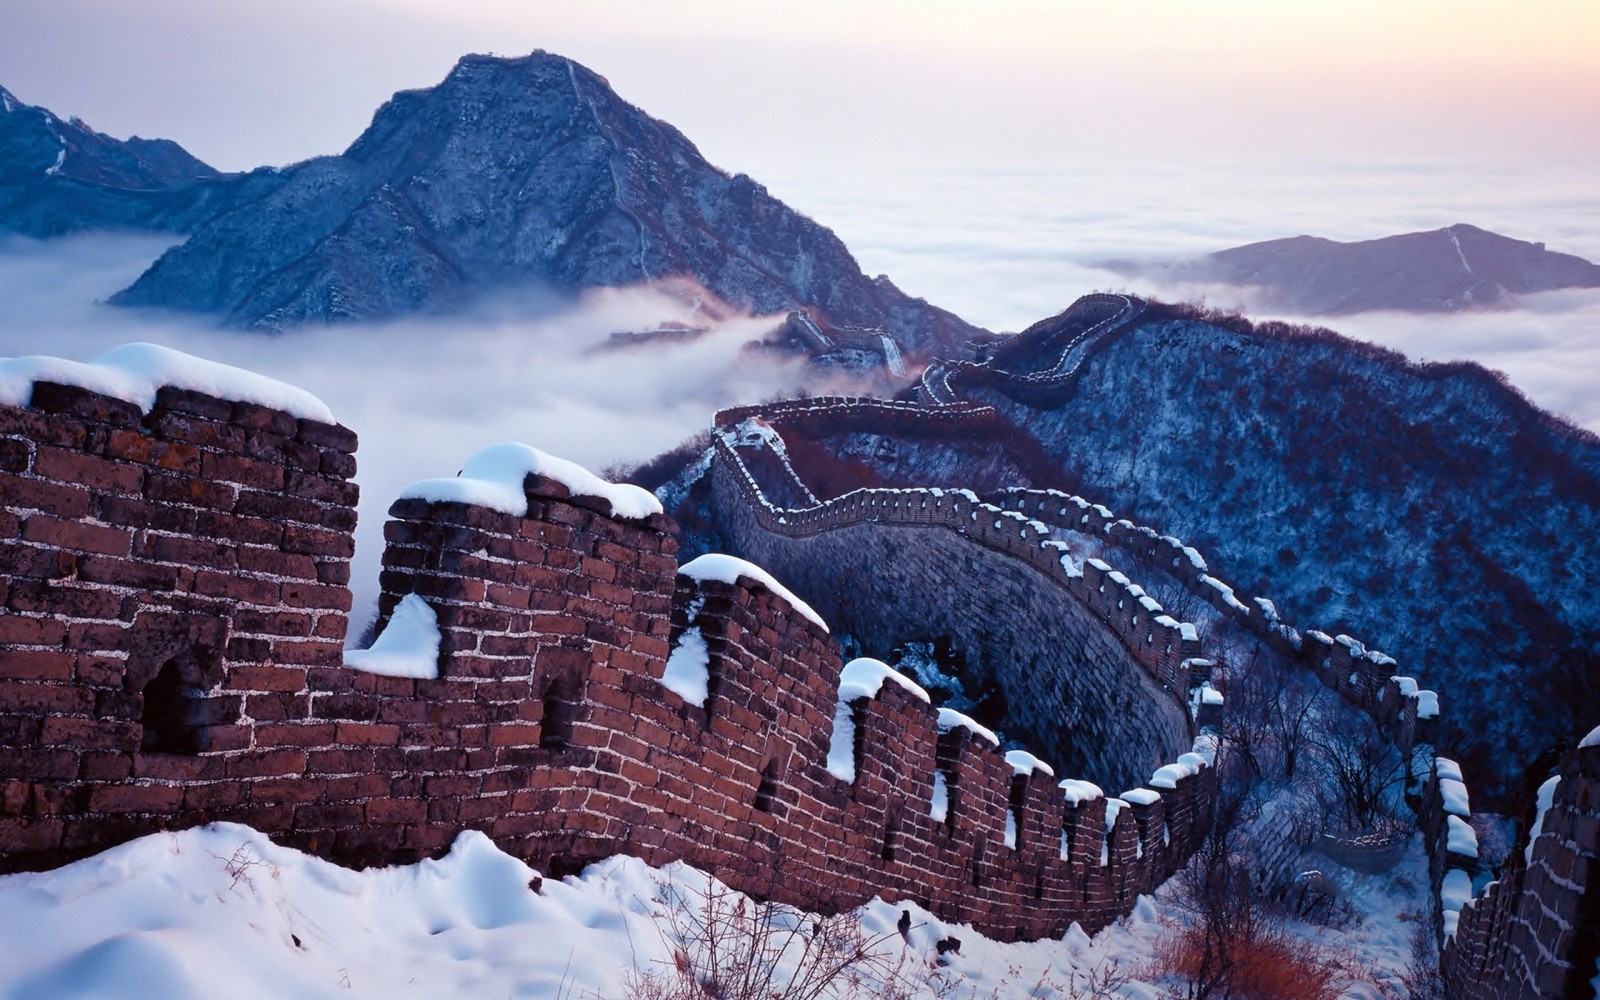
[0,233,873,629]
[3,145,1598,631]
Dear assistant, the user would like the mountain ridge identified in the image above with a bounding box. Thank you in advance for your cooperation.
[1107,223,1600,314]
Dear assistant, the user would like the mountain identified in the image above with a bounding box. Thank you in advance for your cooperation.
[109,52,983,353]
[1109,224,1600,314]
[0,84,285,237]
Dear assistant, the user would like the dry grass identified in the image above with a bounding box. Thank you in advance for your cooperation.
[1149,921,1374,1000]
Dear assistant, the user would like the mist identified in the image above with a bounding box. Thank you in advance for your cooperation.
[5,147,1598,629]
[0,233,872,631]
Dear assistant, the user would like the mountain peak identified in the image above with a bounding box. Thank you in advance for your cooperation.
[111,52,983,352]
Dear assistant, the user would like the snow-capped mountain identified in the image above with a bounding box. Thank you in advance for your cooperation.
[1108,224,1600,314]
[104,52,981,351]
[0,83,282,237]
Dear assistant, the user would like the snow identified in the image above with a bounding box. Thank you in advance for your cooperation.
[0,820,1435,1000]
[0,343,336,422]
[936,708,999,747]
[399,441,662,521]
[1445,815,1479,858]
[1003,810,1018,849]
[930,770,949,822]
[1526,775,1561,864]
[1201,685,1224,706]
[1307,630,1335,646]
[1057,779,1105,806]
[661,627,710,707]
[45,146,66,176]
[1121,788,1161,806]
[1101,800,1127,865]
[826,699,858,782]
[1190,732,1221,766]
[1439,778,1471,817]
[1149,764,1188,789]
[838,657,930,703]
[678,553,828,631]
[1580,724,1600,749]
[1439,868,1474,938]
[343,594,440,678]
[1391,675,1419,697]
[1434,757,1463,782]
[1198,574,1250,613]
[1004,750,1055,778]
[1411,688,1448,724]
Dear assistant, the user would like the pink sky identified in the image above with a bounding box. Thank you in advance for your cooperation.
[3,0,1596,175]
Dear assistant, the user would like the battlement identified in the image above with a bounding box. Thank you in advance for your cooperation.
[2,352,1217,942]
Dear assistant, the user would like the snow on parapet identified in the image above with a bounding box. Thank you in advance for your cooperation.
[1445,815,1479,858]
[1005,750,1055,778]
[1582,725,1600,749]
[936,708,999,747]
[1058,778,1105,806]
[679,553,828,632]
[838,658,930,704]
[400,442,662,521]
[1440,868,1473,938]
[1440,778,1471,818]
[1414,690,1439,720]
[345,594,441,679]
[827,656,928,783]
[1198,574,1250,613]
[0,343,336,422]
[1525,775,1560,864]
[1121,788,1161,806]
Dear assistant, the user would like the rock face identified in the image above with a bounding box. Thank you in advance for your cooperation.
[1116,224,1600,314]
[0,83,282,236]
[110,52,982,351]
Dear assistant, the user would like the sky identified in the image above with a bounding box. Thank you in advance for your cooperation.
[2,0,1598,625]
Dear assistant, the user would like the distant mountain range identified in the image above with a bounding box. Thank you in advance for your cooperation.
[1,58,982,355]
[1107,224,1600,314]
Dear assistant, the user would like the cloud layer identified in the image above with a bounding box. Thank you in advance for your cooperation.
[0,233,871,629]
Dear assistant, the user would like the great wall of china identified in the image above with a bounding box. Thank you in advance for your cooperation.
[2,297,1596,992]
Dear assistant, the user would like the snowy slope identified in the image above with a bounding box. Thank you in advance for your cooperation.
[0,822,1434,1000]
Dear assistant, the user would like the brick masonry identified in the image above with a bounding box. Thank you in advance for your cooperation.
[2,377,1216,943]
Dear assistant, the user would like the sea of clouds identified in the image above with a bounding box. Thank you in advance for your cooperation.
[2,155,1596,631]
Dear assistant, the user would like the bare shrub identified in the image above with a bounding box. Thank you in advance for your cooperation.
[626,876,919,1000]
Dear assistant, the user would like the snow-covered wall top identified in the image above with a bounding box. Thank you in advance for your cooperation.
[0,343,335,422]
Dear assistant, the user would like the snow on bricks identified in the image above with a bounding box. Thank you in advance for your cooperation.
[1441,738,1600,1000]
[1,347,1217,944]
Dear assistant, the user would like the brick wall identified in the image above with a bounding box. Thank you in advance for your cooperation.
[1441,742,1600,1000]
[1,381,357,865]
[2,376,1217,942]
